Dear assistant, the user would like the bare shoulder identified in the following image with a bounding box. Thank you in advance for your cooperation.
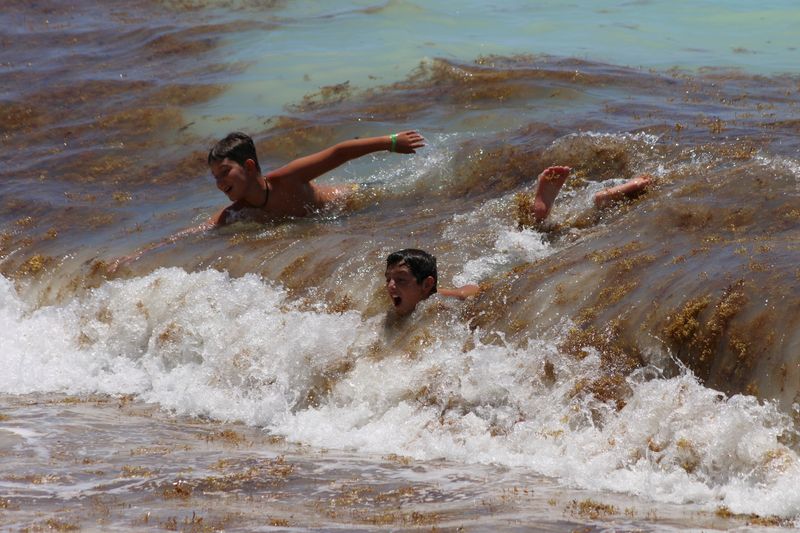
[264,170,297,190]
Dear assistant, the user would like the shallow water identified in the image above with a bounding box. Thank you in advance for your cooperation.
[2,0,800,530]
[0,394,789,531]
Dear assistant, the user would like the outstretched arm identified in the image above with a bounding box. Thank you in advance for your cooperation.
[266,130,425,184]
[439,284,481,300]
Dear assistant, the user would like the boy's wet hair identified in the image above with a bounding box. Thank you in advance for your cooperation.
[208,132,261,172]
[386,249,438,293]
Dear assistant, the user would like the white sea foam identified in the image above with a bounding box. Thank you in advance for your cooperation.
[454,225,551,286]
[755,152,800,191]
[354,132,458,192]
[1,269,799,518]
[282,330,800,517]
[0,268,370,425]
[571,130,662,147]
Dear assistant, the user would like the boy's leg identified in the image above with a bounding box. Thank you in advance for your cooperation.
[593,174,653,209]
[532,166,571,222]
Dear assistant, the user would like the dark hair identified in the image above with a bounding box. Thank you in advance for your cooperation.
[386,249,438,293]
[208,132,261,172]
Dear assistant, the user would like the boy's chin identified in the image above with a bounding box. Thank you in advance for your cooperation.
[390,303,415,317]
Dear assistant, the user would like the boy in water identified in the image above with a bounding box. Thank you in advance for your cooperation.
[208,130,425,225]
[384,168,651,316]
[385,248,480,317]
[107,130,425,271]
[529,165,653,222]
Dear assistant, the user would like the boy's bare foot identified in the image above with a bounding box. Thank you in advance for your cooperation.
[593,173,653,209]
[532,166,571,222]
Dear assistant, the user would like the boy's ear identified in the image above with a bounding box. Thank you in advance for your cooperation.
[244,158,258,175]
[421,276,435,296]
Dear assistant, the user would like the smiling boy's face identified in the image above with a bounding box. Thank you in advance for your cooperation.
[385,262,435,317]
[210,157,256,202]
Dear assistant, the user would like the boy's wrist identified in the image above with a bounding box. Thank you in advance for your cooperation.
[389,133,398,153]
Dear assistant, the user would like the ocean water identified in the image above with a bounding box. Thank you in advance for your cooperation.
[2,0,800,530]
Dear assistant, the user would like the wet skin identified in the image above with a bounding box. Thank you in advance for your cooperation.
[385,263,434,317]
[210,158,256,203]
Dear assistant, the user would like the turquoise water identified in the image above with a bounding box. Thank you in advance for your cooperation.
[201,0,800,126]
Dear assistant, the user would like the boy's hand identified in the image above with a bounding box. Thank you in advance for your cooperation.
[392,130,426,154]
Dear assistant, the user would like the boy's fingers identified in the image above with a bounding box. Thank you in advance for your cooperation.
[393,130,425,153]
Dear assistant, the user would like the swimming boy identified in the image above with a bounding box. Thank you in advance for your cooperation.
[385,248,480,317]
[106,130,424,271]
[208,130,425,225]
[528,165,653,222]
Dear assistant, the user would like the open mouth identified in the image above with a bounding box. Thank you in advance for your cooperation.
[392,296,402,307]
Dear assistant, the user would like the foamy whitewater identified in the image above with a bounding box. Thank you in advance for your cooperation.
[3,265,799,518]
[2,0,800,529]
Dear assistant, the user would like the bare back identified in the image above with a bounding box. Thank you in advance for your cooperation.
[265,175,352,218]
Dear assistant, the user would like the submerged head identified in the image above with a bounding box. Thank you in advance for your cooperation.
[208,132,262,202]
[385,249,438,316]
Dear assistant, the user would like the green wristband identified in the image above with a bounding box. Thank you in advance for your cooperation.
[390,133,398,153]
